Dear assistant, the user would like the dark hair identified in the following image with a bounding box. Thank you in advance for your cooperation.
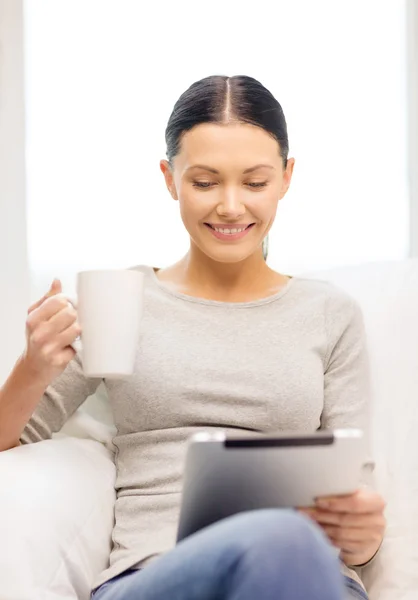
[165,75,289,167]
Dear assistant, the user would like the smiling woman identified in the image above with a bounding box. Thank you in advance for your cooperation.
[13,74,383,600]
[89,74,382,598]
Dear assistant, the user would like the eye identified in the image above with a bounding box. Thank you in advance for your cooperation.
[247,182,268,188]
[192,181,268,189]
[192,181,216,189]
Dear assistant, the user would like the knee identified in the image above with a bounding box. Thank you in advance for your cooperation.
[222,509,334,561]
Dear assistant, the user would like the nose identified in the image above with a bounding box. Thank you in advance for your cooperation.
[216,187,245,219]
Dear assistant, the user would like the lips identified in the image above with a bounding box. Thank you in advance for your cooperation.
[204,222,256,241]
[205,223,255,234]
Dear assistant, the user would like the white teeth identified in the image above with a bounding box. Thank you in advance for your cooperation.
[214,227,245,234]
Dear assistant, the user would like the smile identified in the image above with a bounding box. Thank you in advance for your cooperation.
[204,223,255,241]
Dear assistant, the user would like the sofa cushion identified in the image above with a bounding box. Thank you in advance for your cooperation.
[0,437,116,600]
[301,259,418,600]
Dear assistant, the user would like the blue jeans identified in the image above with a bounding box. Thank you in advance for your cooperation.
[92,510,368,600]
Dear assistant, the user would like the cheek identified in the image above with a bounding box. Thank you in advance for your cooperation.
[246,193,279,220]
[178,194,203,228]
[177,182,214,223]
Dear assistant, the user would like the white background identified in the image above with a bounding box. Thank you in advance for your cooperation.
[24,0,409,299]
[0,0,29,381]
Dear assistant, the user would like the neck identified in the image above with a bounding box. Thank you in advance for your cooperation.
[180,244,272,294]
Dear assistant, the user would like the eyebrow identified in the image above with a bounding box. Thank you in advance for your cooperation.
[186,164,275,174]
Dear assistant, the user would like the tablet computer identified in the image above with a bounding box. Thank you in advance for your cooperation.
[177,429,366,543]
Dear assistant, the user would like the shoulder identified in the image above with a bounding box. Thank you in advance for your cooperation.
[291,277,367,371]
[293,275,361,312]
[292,276,364,332]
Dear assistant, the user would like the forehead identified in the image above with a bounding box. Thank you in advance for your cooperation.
[175,123,281,171]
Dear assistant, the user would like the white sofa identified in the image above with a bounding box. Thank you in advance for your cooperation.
[1,258,417,600]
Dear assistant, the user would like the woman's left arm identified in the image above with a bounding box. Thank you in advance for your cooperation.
[302,293,386,567]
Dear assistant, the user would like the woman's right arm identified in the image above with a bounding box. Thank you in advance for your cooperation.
[0,358,51,450]
[0,280,100,452]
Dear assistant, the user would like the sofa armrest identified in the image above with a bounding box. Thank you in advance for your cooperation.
[0,438,116,600]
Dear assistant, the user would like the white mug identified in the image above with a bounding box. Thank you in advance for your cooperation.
[72,269,144,378]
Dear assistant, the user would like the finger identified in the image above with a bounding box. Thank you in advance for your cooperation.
[27,294,72,331]
[322,525,384,559]
[322,525,371,544]
[322,530,371,555]
[340,549,365,564]
[311,509,384,529]
[55,323,82,350]
[298,508,317,518]
[48,305,79,335]
[340,549,357,557]
[315,491,357,506]
[59,346,77,364]
[316,489,385,514]
[28,279,62,314]
[337,540,369,554]
[41,345,76,369]
[327,535,366,555]
[30,308,80,349]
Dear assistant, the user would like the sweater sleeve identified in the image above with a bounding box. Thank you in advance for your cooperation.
[321,290,383,569]
[321,291,375,489]
[321,296,386,573]
[20,353,102,444]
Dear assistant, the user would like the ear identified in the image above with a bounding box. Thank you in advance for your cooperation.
[279,158,295,200]
[160,160,178,200]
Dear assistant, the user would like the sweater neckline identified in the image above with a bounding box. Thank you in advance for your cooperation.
[145,265,297,308]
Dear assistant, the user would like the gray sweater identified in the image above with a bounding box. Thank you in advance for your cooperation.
[20,265,374,591]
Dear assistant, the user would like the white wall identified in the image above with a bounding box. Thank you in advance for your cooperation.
[407,0,418,257]
[0,0,30,383]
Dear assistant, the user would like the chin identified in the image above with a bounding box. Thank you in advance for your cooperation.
[200,245,257,264]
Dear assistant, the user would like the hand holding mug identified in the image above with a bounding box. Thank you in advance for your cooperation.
[23,279,81,386]
[23,269,144,383]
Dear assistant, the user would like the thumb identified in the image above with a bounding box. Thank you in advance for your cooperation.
[28,278,63,314]
[50,278,62,295]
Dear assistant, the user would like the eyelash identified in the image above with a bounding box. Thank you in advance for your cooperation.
[192,182,268,189]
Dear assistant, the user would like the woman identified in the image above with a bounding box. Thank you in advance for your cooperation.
[0,75,385,599]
